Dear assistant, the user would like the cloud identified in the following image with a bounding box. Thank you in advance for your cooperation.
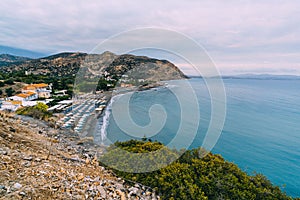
[0,0,300,74]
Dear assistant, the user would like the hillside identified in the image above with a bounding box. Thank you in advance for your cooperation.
[0,112,159,199]
[0,52,87,77]
[107,54,187,82]
[0,52,187,82]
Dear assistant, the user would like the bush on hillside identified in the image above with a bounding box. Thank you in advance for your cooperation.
[16,102,52,120]
[100,140,295,200]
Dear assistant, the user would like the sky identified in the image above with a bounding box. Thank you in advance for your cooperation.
[1,0,300,75]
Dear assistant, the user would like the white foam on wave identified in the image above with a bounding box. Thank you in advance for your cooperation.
[100,98,113,141]
[99,92,128,142]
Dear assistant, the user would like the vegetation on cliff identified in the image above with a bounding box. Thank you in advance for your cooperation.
[100,140,297,200]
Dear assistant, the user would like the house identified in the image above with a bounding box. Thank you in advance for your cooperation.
[10,92,38,101]
[7,83,51,109]
[22,83,51,99]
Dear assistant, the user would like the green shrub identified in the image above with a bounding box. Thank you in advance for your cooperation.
[100,140,294,200]
[16,102,52,120]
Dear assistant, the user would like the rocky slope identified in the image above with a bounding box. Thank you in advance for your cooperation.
[107,54,187,82]
[0,112,159,200]
[0,51,186,81]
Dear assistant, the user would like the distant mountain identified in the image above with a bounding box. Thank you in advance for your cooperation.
[187,74,300,80]
[0,45,46,58]
[0,54,32,66]
[0,51,187,81]
[221,74,300,80]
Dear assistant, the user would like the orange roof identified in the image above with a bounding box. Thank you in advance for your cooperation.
[16,93,30,98]
[22,83,48,90]
[26,91,36,95]
[32,83,48,88]
[8,100,22,105]
[16,92,36,98]
[23,86,36,90]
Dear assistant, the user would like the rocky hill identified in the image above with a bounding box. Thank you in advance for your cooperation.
[0,54,31,66]
[0,51,187,81]
[0,52,87,77]
[0,112,159,199]
[107,54,187,82]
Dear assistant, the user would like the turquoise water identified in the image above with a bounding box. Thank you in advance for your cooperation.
[103,78,300,197]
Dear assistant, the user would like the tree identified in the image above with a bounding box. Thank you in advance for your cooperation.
[16,102,52,120]
[4,79,14,85]
[5,87,15,97]
[34,102,48,112]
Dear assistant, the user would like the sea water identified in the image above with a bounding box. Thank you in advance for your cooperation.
[98,78,300,197]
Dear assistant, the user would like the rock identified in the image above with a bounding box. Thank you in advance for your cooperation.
[21,161,31,167]
[13,183,22,190]
[0,149,8,155]
[23,156,33,161]
[19,191,26,196]
[0,185,6,190]
[114,183,124,190]
[129,187,139,194]
[77,137,94,145]
[116,190,126,200]
[93,176,100,182]
[77,174,84,181]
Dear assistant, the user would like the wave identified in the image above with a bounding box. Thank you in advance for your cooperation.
[100,98,113,142]
[99,92,129,143]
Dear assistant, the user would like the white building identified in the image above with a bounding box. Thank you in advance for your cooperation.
[0,101,22,112]
[2,83,52,112]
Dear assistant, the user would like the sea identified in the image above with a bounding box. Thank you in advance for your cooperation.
[96,78,300,197]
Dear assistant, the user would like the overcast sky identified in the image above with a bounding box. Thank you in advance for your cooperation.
[1,0,300,75]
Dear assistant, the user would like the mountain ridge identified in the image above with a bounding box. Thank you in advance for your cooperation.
[0,51,187,81]
[0,45,46,58]
[0,54,32,66]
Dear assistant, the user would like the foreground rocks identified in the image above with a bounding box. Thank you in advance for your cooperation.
[0,112,159,199]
